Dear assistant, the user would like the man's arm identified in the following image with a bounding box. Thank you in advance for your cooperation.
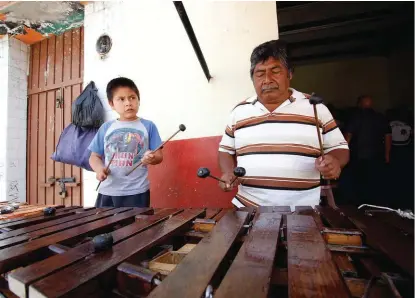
[327,148,349,168]
[219,151,236,175]
[345,133,352,144]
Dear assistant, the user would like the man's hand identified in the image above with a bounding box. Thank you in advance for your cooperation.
[141,150,157,165]
[219,172,236,192]
[315,155,341,180]
[96,167,110,182]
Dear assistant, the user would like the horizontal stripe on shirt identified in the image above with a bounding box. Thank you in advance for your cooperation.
[240,176,321,191]
[236,143,320,158]
[235,113,323,131]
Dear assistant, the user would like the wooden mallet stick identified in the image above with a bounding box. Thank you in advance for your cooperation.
[309,93,337,209]
[126,124,186,176]
[96,151,116,191]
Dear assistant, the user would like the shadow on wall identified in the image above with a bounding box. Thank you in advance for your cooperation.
[148,136,236,208]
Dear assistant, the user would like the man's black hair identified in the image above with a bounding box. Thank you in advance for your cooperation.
[106,77,140,102]
[357,94,371,106]
[250,39,293,78]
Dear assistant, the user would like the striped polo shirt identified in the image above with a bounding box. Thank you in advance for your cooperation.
[219,88,348,209]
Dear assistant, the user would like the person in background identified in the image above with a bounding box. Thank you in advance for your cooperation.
[343,95,392,206]
[387,106,414,210]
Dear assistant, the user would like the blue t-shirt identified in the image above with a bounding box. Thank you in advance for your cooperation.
[88,118,162,196]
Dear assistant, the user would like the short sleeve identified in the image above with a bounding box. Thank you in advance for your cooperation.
[318,104,349,154]
[219,111,236,155]
[149,122,162,151]
[88,121,113,156]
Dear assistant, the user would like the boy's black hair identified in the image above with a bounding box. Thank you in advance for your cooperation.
[106,77,140,102]
[250,39,293,79]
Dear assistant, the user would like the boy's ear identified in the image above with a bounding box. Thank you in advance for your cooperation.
[109,100,114,108]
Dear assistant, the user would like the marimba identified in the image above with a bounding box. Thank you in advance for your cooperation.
[0,204,412,297]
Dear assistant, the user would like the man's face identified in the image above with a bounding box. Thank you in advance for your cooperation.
[360,97,373,109]
[252,57,292,103]
[110,87,140,120]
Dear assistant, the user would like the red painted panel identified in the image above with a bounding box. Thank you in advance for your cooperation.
[149,136,236,208]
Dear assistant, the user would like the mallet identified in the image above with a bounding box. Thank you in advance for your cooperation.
[230,167,246,185]
[309,93,337,208]
[96,151,117,191]
[309,93,324,156]
[126,124,186,176]
[197,167,227,183]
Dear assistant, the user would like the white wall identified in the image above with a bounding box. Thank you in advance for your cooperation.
[0,36,28,202]
[82,1,278,206]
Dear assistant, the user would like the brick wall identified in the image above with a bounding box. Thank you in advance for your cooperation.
[0,36,28,202]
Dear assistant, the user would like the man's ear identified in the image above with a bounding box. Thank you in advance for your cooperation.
[289,71,293,80]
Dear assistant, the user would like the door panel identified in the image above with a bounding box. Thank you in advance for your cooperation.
[27,27,84,206]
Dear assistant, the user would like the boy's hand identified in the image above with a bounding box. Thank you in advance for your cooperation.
[141,150,157,165]
[96,167,110,181]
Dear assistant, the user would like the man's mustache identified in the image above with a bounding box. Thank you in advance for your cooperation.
[262,85,279,92]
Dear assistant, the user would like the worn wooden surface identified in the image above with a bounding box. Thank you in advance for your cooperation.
[0,205,411,298]
[29,209,204,298]
[287,215,350,298]
[148,211,248,298]
[215,212,282,298]
[341,206,414,277]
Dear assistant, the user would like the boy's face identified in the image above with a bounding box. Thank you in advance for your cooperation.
[109,87,140,120]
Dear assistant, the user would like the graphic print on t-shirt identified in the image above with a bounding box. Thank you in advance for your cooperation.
[105,128,145,167]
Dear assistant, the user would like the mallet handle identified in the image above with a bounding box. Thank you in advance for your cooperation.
[126,128,182,176]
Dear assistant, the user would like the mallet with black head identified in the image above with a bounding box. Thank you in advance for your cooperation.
[309,92,324,156]
[309,93,337,208]
[126,124,186,176]
[197,168,226,183]
[230,167,246,185]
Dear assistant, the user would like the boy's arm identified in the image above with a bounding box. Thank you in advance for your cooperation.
[89,152,105,172]
[144,121,163,165]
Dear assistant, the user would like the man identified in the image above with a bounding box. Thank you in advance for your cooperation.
[343,95,392,206]
[217,40,349,209]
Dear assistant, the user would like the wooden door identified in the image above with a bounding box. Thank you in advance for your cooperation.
[27,27,84,206]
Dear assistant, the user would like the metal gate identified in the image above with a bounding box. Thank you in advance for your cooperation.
[27,27,84,206]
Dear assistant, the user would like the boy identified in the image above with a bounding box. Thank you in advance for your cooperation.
[88,77,163,207]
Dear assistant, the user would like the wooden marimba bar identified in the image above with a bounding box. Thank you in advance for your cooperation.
[0,203,412,297]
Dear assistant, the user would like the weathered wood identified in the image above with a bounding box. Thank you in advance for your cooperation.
[0,206,79,230]
[0,208,151,275]
[294,206,325,230]
[28,209,204,298]
[215,213,282,298]
[148,211,249,298]
[315,206,356,229]
[240,206,292,213]
[0,207,128,249]
[364,210,413,237]
[0,208,113,241]
[359,257,382,277]
[9,209,180,298]
[204,208,222,219]
[332,253,358,278]
[345,278,390,298]
[287,215,350,297]
[341,207,414,277]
